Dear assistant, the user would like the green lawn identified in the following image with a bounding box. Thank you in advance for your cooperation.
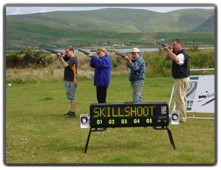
[5,76,215,165]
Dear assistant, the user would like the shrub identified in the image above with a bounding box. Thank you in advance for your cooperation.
[6,48,54,68]
[187,49,215,69]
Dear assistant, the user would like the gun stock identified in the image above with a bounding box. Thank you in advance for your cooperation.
[155,40,167,47]
[45,49,64,55]
[115,52,126,59]
[78,49,90,55]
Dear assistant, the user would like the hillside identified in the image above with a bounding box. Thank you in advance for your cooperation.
[5,8,215,50]
[192,15,215,32]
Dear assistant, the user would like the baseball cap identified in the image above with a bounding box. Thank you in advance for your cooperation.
[131,47,140,53]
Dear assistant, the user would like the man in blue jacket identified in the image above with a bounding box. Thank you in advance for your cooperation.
[87,48,112,103]
[124,47,146,103]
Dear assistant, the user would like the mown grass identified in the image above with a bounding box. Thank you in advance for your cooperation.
[5,76,215,165]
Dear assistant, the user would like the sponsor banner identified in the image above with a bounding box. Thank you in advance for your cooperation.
[186,75,214,113]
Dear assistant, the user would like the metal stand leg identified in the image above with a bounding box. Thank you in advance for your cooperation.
[153,126,176,150]
[84,126,175,152]
[166,127,176,149]
[84,128,92,153]
[84,128,107,153]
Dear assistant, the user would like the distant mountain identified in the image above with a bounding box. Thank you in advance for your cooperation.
[6,8,214,32]
[191,15,215,32]
[5,8,215,49]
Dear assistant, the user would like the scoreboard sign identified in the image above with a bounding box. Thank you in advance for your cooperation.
[83,102,175,153]
[90,102,169,128]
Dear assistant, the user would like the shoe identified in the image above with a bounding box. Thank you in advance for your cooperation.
[180,119,187,123]
[67,111,76,118]
[64,111,70,116]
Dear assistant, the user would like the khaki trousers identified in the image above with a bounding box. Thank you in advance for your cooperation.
[174,77,190,122]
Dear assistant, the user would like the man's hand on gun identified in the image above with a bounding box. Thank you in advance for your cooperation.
[123,55,130,60]
[162,44,171,52]
[56,52,65,61]
[115,52,131,68]
[45,49,65,59]
[155,40,173,52]
[115,52,130,60]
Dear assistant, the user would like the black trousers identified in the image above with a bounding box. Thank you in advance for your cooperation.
[96,86,107,103]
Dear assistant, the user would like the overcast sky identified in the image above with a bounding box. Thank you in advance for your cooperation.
[5,6,215,15]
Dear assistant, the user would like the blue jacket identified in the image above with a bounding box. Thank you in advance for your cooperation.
[129,56,146,82]
[90,54,112,87]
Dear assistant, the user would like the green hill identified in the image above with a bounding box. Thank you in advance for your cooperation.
[5,8,215,50]
[192,15,215,32]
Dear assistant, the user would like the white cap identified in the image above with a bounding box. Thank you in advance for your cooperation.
[131,47,140,53]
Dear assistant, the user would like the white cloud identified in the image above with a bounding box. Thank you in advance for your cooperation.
[5,5,214,15]
[5,6,101,15]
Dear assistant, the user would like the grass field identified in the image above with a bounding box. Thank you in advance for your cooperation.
[5,76,215,165]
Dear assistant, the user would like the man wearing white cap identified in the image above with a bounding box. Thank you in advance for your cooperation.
[124,47,146,103]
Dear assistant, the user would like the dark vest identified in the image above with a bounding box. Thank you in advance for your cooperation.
[172,49,190,79]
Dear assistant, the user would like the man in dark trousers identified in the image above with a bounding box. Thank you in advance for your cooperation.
[57,47,78,118]
[163,39,190,123]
